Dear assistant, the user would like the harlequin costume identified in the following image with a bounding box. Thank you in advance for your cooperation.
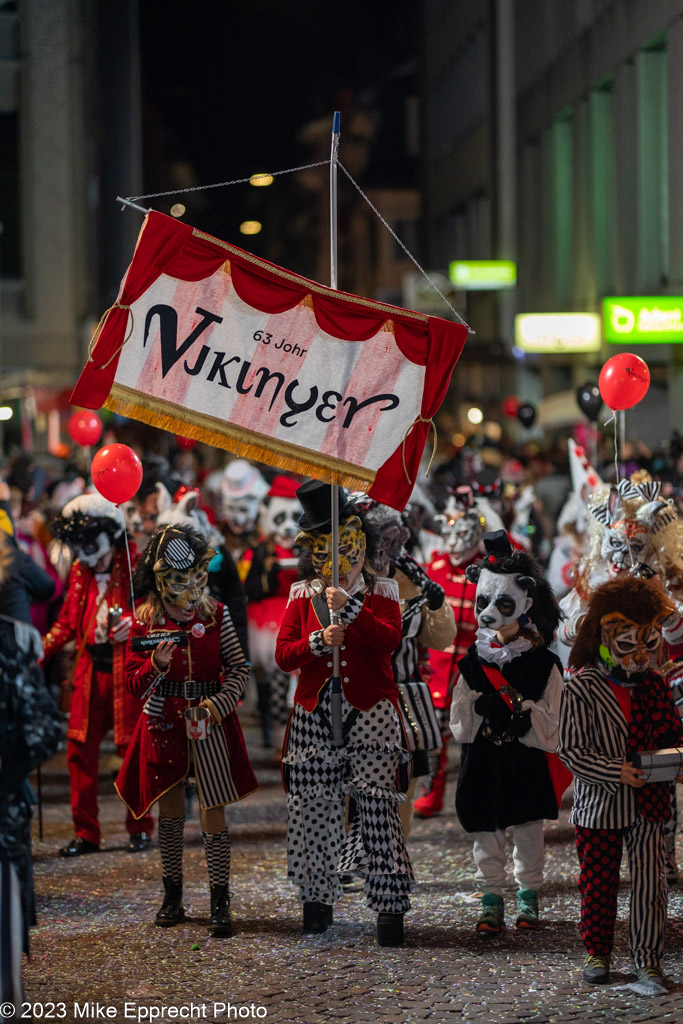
[558,574,683,994]
[42,494,153,855]
[116,524,257,937]
[450,531,565,932]
[275,480,414,946]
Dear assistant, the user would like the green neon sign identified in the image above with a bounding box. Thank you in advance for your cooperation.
[449,260,517,290]
[603,296,683,343]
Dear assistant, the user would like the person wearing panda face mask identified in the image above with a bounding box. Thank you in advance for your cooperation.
[42,493,154,856]
[450,530,565,933]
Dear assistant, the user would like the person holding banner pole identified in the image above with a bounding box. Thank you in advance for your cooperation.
[276,480,414,946]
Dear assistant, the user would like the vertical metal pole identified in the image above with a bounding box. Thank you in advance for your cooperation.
[329,111,343,747]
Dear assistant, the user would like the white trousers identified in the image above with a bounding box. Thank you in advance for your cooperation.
[472,819,545,895]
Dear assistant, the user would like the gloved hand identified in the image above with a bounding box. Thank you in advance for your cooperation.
[474,692,511,734]
[423,579,445,610]
[508,709,532,738]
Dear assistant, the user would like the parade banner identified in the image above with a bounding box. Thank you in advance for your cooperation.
[71,212,467,510]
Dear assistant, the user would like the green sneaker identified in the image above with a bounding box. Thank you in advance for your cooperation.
[582,954,610,984]
[634,966,668,995]
[515,888,539,929]
[476,892,504,933]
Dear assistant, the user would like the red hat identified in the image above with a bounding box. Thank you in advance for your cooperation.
[268,475,300,500]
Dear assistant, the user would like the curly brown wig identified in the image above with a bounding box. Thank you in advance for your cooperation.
[569,574,675,671]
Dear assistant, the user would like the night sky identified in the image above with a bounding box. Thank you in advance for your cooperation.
[139,0,417,252]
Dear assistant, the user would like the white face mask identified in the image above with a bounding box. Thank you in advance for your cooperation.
[223,496,260,534]
[474,568,533,631]
[73,531,113,571]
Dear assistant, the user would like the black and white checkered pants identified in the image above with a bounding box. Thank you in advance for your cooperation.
[283,687,414,913]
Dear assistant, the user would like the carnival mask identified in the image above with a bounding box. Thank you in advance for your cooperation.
[599,611,662,676]
[600,518,652,578]
[263,496,301,550]
[72,527,114,572]
[153,530,213,616]
[297,515,366,586]
[372,519,410,577]
[473,568,533,631]
[223,496,260,535]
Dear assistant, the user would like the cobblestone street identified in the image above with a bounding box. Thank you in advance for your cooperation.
[23,711,683,1024]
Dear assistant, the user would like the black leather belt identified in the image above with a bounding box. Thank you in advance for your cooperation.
[87,642,113,672]
[155,679,221,699]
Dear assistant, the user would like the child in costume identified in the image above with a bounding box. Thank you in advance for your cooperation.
[450,530,565,932]
[116,524,258,937]
[558,575,683,994]
[43,494,154,856]
[275,480,413,946]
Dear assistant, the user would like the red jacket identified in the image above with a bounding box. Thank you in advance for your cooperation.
[42,548,140,745]
[275,580,402,712]
[426,553,476,710]
[116,604,258,817]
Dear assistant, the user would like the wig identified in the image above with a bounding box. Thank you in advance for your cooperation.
[569,574,675,671]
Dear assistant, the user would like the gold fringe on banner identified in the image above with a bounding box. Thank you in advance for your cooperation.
[105,382,376,492]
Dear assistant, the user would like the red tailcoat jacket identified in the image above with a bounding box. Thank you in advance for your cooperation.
[275,580,402,712]
[42,548,140,745]
[116,604,258,817]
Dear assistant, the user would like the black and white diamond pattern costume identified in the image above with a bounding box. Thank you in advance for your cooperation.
[277,577,414,914]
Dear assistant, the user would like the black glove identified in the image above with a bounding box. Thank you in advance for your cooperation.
[423,579,445,611]
[474,692,511,734]
[508,709,532,738]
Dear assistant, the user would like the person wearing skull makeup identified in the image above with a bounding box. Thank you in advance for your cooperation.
[42,494,154,856]
[116,524,258,937]
[275,480,414,947]
[558,575,683,994]
[450,530,565,933]
[414,486,505,818]
[243,475,302,752]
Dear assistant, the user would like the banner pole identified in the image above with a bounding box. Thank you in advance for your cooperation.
[328,111,344,748]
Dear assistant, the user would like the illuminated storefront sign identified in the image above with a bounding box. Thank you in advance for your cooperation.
[603,297,683,343]
[449,260,517,290]
[515,312,601,353]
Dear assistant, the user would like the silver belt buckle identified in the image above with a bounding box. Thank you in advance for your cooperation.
[183,679,196,701]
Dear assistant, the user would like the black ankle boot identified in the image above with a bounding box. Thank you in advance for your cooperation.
[209,885,232,937]
[377,912,404,947]
[155,877,185,927]
[303,901,333,933]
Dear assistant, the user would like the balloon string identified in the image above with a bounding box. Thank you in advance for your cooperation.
[123,528,136,617]
[603,410,619,482]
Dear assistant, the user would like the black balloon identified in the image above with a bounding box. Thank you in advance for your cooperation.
[576,382,603,421]
[517,402,536,428]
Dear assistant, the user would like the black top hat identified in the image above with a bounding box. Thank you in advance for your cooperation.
[297,480,352,532]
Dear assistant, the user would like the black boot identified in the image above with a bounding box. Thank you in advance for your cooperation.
[256,681,273,748]
[377,912,404,947]
[303,901,333,933]
[155,877,185,927]
[209,884,232,938]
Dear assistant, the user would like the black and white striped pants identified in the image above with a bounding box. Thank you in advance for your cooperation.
[575,815,666,969]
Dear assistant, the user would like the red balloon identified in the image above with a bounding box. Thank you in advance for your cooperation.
[175,435,197,450]
[68,409,103,447]
[502,396,522,419]
[91,443,143,505]
[598,353,650,411]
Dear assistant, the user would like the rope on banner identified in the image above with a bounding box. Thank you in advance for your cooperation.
[123,161,332,203]
[88,303,135,368]
[401,416,438,485]
[118,155,473,332]
[338,161,472,332]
